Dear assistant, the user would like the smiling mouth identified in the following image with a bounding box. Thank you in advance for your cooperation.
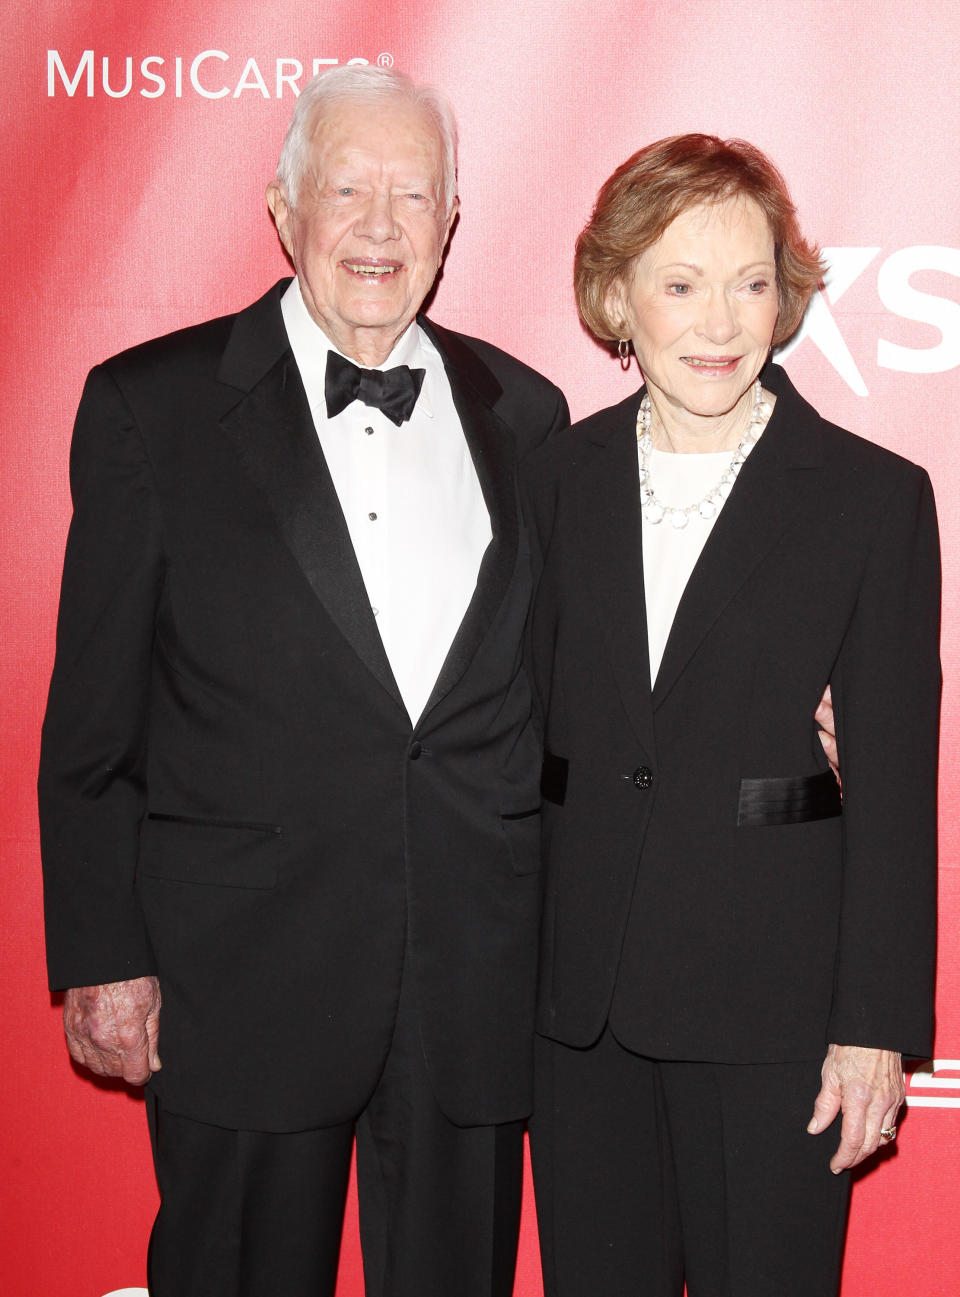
[681,356,742,369]
[341,260,402,277]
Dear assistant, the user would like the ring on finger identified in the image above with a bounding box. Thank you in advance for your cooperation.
[879,1126,897,1141]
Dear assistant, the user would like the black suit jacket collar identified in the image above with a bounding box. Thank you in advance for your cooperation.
[415,314,523,712]
[575,365,827,745]
[217,280,522,727]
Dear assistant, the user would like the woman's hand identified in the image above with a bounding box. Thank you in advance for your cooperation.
[807,1043,904,1172]
[815,684,840,790]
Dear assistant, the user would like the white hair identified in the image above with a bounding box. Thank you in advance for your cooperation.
[275,65,459,214]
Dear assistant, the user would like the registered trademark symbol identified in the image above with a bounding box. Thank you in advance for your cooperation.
[377,52,394,68]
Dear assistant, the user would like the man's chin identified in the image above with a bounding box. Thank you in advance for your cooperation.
[339,307,418,338]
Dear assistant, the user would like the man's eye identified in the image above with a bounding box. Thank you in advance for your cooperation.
[336,187,356,197]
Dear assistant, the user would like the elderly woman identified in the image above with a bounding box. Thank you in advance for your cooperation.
[523,135,940,1297]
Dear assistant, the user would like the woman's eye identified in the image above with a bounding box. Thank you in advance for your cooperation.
[667,283,690,296]
[748,279,769,292]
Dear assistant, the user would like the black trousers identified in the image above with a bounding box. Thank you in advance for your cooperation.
[531,1029,851,1297]
[146,975,524,1297]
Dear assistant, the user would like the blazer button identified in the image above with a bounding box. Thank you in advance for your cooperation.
[632,766,654,789]
[409,741,423,760]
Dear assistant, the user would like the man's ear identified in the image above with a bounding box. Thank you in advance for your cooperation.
[441,195,460,257]
[266,182,294,257]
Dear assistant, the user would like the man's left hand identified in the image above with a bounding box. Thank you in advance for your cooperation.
[807,1043,904,1173]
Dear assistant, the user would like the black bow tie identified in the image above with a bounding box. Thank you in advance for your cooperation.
[324,351,426,426]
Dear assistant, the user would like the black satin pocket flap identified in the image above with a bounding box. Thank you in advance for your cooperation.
[541,750,569,807]
[737,771,842,827]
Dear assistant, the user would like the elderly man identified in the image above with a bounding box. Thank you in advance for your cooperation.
[39,66,568,1297]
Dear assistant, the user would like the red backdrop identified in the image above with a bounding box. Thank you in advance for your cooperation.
[3,3,959,1294]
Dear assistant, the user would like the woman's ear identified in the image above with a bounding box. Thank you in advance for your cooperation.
[604,277,629,339]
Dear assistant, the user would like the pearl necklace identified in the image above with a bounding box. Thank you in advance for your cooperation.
[637,379,772,529]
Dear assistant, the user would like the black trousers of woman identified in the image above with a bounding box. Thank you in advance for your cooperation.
[532,1029,851,1297]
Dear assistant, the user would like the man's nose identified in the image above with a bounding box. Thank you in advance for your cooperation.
[354,190,400,241]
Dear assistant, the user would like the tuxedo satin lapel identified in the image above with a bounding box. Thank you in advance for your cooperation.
[576,403,656,757]
[221,349,403,710]
[421,371,519,716]
[651,391,823,711]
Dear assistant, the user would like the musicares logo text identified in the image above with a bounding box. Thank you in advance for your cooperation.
[46,49,393,100]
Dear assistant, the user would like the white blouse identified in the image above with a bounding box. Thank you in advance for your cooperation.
[640,447,736,686]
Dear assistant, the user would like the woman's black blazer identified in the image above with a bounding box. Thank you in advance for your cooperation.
[522,364,940,1063]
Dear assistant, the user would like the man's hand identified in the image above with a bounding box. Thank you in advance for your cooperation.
[63,976,162,1085]
[807,1043,903,1173]
[815,684,840,790]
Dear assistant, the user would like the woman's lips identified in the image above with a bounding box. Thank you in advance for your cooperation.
[680,355,742,376]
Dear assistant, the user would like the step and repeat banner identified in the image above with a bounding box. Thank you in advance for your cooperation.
[2,2,959,1294]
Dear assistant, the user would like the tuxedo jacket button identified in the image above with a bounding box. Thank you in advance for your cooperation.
[632,766,654,789]
[409,741,423,760]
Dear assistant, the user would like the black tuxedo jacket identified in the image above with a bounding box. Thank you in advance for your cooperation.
[39,279,569,1131]
[522,365,940,1063]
